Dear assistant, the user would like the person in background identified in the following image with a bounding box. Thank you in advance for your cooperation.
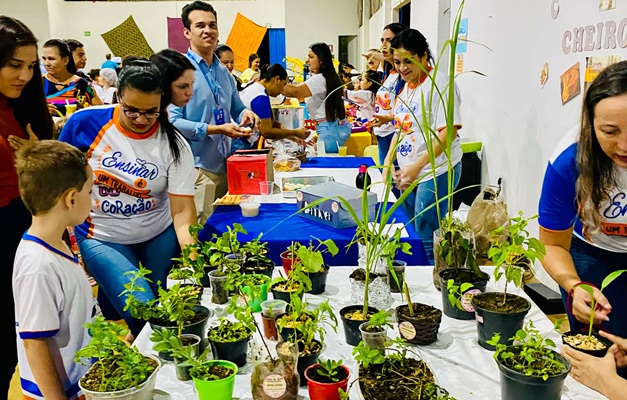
[539,60,627,348]
[66,39,89,81]
[0,15,53,398]
[283,42,349,153]
[363,48,382,73]
[382,28,463,265]
[101,52,118,70]
[150,48,196,108]
[13,140,94,400]
[43,39,102,117]
[368,23,407,165]
[240,52,261,84]
[214,44,243,91]
[98,67,118,104]
[239,63,310,151]
[346,69,381,122]
[169,1,259,224]
[59,60,197,344]
[87,68,100,83]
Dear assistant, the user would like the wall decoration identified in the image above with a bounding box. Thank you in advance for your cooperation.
[540,62,548,88]
[599,0,616,11]
[370,0,382,17]
[225,13,267,73]
[584,55,620,91]
[167,17,188,53]
[101,15,154,59]
[560,62,581,105]
[456,18,468,54]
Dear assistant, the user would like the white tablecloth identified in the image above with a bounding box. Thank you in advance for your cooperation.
[134,266,604,400]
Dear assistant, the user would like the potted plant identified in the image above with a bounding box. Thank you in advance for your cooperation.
[208,296,256,367]
[237,272,271,312]
[353,337,454,400]
[251,341,300,400]
[269,257,311,303]
[242,233,275,277]
[189,358,238,400]
[261,299,288,340]
[296,238,338,294]
[122,265,212,361]
[280,242,300,276]
[169,243,206,290]
[75,317,161,399]
[358,309,392,354]
[487,320,571,400]
[275,294,312,343]
[561,269,627,356]
[395,281,442,345]
[472,211,545,349]
[382,229,410,293]
[149,327,205,381]
[304,359,350,400]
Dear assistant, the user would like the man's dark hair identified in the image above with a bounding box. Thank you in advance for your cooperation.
[182,1,217,30]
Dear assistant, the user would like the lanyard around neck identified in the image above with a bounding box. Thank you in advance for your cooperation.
[187,50,220,106]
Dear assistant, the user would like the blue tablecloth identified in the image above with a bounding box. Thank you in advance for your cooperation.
[301,157,375,169]
[198,202,428,266]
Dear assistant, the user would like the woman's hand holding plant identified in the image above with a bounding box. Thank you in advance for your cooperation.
[571,283,611,325]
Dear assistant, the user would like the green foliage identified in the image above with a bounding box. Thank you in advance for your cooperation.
[189,361,236,382]
[487,320,566,381]
[578,269,627,338]
[149,328,210,363]
[269,250,312,295]
[446,279,474,311]
[295,238,338,273]
[488,211,546,304]
[435,217,480,275]
[235,273,271,303]
[367,309,394,331]
[75,317,157,392]
[352,336,408,369]
[296,299,338,349]
[316,359,344,383]
[170,243,205,285]
[242,233,272,268]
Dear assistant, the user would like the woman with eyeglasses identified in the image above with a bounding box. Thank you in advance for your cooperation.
[58,60,197,343]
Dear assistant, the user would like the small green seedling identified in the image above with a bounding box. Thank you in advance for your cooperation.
[577,269,627,338]
[446,279,474,311]
[316,359,344,382]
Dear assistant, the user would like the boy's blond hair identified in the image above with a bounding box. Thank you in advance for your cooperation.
[15,140,88,216]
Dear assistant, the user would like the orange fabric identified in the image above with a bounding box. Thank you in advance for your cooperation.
[225,13,267,73]
[0,94,27,207]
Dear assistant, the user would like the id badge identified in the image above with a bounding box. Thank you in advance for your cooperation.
[214,107,225,125]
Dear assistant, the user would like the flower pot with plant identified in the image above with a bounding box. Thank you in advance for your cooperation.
[190,360,238,400]
[487,320,571,400]
[269,257,310,303]
[208,296,255,367]
[358,309,392,354]
[242,233,276,278]
[280,242,300,276]
[295,238,338,294]
[75,317,161,400]
[561,269,627,357]
[305,359,350,400]
[169,238,208,291]
[261,299,288,340]
[275,294,313,343]
[236,272,271,312]
[472,211,545,350]
[149,328,206,381]
[395,281,442,345]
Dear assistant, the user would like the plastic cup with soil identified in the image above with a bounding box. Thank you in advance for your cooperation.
[305,363,350,400]
[270,280,303,303]
[438,268,489,320]
[340,305,379,346]
[240,274,271,312]
[562,331,612,358]
[261,299,288,340]
[387,260,406,293]
[471,292,531,350]
[208,270,229,304]
[359,322,387,354]
[173,333,202,381]
[395,303,442,345]
[297,339,322,386]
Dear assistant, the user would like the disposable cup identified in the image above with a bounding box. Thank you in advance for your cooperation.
[259,181,274,196]
[338,146,348,156]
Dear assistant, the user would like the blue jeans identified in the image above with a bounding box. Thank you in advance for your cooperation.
[377,134,394,166]
[317,119,351,153]
[76,225,180,336]
[401,162,462,265]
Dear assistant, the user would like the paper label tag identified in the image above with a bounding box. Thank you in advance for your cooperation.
[399,321,417,340]
[461,289,482,312]
[263,374,287,398]
[476,314,484,324]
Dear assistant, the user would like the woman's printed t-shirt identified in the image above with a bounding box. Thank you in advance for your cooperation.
[59,105,195,244]
[44,75,96,117]
[13,234,95,400]
[373,71,400,138]
[393,72,463,178]
[539,126,627,253]
[304,73,327,121]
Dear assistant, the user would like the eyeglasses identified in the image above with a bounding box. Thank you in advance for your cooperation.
[120,102,160,120]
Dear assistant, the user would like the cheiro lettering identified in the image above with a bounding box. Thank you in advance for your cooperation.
[603,192,627,219]
[102,151,159,180]
[101,198,152,217]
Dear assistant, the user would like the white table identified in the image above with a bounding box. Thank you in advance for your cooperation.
[134,266,604,400]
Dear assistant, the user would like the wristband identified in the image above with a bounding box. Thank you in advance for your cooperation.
[566,281,596,316]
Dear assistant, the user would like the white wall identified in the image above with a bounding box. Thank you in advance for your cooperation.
[284,0,359,61]
[368,7,385,51]
[0,0,50,47]
[45,0,285,70]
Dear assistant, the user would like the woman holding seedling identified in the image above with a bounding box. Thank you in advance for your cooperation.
[539,61,627,351]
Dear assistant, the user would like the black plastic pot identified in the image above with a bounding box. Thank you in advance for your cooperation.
[209,333,250,367]
[472,292,531,350]
[297,340,321,387]
[149,305,211,361]
[275,312,312,343]
[387,260,406,293]
[496,347,570,400]
[340,305,379,346]
[438,268,488,320]
[242,259,275,279]
[270,282,303,303]
[307,267,329,295]
[561,330,613,358]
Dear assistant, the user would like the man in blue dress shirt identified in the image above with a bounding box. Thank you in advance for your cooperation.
[170,0,259,222]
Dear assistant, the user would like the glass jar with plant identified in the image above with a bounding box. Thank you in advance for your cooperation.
[487,320,571,400]
[250,341,300,400]
[472,211,545,349]
[304,359,351,400]
[75,317,161,398]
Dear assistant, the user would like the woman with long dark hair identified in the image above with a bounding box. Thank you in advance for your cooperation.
[59,60,197,343]
[150,49,196,108]
[0,15,53,396]
[42,39,102,117]
[283,42,349,153]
